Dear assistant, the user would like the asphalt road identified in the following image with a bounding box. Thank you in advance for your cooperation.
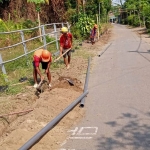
[60,24,150,150]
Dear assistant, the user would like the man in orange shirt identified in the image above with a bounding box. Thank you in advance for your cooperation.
[33,49,52,88]
[59,27,73,69]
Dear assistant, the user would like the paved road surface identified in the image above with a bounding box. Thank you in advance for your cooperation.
[60,24,150,150]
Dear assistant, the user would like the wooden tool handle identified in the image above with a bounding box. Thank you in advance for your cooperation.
[37,72,46,88]
[54,48,71,63]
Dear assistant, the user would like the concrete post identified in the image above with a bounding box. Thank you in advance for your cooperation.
[0,54,8,82]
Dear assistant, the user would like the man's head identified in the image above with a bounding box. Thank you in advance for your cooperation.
[94,24,98,29]
[61,27,68,34]
[41,50,51,62]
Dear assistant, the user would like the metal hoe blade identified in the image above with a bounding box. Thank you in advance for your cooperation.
[64,78,74,86]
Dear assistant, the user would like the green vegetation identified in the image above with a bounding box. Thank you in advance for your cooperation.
[0,0,112,95]
[112,0,150,31]
[65,0,112,39]
[0,19,58,92]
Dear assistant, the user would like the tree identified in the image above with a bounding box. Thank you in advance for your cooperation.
[27,0,49,42]
[123,0,150,27]
[0,0,10,3]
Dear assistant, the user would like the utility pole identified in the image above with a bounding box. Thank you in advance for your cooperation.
[142,1,145,28]
[99,2,101,24]
[77,0,79,21]
[82,0,86,14]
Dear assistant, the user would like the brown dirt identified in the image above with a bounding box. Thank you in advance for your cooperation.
[0,27,113,150]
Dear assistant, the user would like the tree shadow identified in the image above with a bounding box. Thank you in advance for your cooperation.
[127,35,150,62]
[133,28,147,33]
[128,49,150,63]
[128,50,150,54]
[134,28,150,38]
[97,110,150,150]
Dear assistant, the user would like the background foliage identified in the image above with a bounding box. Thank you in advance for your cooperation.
[112,0,150,29]
[0,0,112,95]
[0,0,112,39]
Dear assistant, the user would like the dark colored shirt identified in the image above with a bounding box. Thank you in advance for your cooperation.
[90,28,97,38]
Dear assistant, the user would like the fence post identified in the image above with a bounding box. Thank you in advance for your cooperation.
[20,31,28,56]
[53,23,59,51]
[41,25,47,49]
[66,22,70,32]
[0,54,8,82]
[20,31,29,65]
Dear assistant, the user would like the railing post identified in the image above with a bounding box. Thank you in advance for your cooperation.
[0,53,8,82]
[66,22,70,32]
[20,31,29,65]
[53,23,59,51]
[20,31,28,56]
[41,25,47,49]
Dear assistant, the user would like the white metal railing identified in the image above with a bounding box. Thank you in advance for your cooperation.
[0,22,70,80]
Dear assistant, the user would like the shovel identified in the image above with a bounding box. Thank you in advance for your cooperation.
[64,78,74,86]
[36,73,46,92]
[36,80,43,93]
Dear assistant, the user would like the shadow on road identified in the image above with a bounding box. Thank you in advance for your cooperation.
[128,33,150,63]
[96,109,150,150]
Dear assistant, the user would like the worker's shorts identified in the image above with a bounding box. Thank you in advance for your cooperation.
[33,61,48,70]
[62,49,71,58]
[90,37,95,42]
[41,62,48,69]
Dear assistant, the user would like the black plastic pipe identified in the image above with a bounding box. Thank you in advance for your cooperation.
[19,90,88,150]
[98,43,112,57]
[80,57,91,107]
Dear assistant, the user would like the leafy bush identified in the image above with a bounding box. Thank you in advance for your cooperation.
[127,15,140,26]
[133,16,140,27]
[121,18,128,25]
[0,73,8,85]
[70,26,82,39]
[46,35,55,43]
[22,19,38,29]
[75,13,95,38]
[0,19,12,32]
[145,17,150,29]
[145,21,150,29]
[64,8,77,24]
[0,19,37,32]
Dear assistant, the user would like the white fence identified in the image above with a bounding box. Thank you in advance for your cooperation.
[0,22,70,80]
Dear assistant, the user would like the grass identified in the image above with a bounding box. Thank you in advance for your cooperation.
[0,21,111,96]
[0,35,85,96]
[0,33,58,94]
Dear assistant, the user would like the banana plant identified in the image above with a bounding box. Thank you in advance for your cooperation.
[0,18,9,31]
[76,13,95,36]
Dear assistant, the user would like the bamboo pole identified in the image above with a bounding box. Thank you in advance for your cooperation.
[38,12,42,42]
[96,14,99,40]
[0,109,34,117]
